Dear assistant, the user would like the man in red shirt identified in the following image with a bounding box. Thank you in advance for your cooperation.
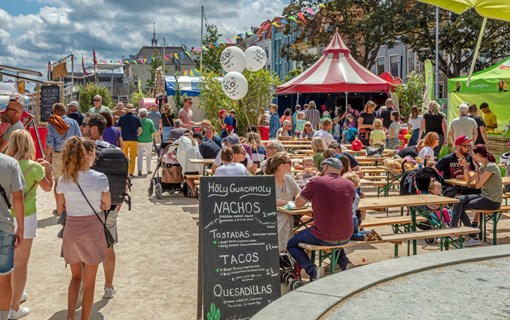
[287,157,355,280]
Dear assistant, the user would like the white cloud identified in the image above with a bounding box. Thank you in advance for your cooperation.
[0,0,289,78]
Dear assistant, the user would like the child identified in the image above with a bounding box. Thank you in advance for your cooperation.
[369,119,386,147]
[229,109,237,133]
[294,111,306,137]
[219,109,233,138]
[333,117,341,143]
[343,113,356,130]
[343,172,377,241]
[418,132,439,165]
[295,157,318,186]
[426,179,451,227]
[387,111,401,149]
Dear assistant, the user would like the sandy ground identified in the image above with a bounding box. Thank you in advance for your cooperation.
[21,157,510,319]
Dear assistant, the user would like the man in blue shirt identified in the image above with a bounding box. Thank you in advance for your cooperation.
[45,103,82,178]
[118,104,142,176]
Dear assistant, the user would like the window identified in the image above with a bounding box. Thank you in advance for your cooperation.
[376,57,385,75]
[438,81,444,99]
[407,50,415,74]
[390,55,399,77]
[418,61,425,74]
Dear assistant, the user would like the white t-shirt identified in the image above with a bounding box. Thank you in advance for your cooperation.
[56,170,109,217]
[418,146,435,163]
[313,130,335,146]
[333,124,341,138]
[215,163,249,176]
[450,116,478,140]
[214,150,254,167]
[408,115,423,130]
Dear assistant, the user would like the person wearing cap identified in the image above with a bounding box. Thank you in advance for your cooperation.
[287,157,356,280]
[435,135,479,198]
[67,101,83,126]
[87,95,110,115]
[0,100,25,152]
[480,102,498,129]
[276,120,292,141]
[313,118,335,146]
[118,104,142,177]
[449,103,478,146]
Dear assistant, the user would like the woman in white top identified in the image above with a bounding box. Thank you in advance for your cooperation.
[264,152,300,252]
[215,147,249,176]
[418,132,439,165]
[407,106,423,146]
[56,137,110,320]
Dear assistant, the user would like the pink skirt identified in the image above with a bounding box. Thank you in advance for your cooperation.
[63,215,107,265]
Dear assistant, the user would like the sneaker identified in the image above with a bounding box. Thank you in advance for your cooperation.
[309,266,324,281]
[463,237,481,247]
[20,291,28,304]
[103,286,117,299]
[138,171,143,176]
[52,209,59,217]
[9,307,30,319]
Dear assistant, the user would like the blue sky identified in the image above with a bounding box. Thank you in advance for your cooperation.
[0,0,289,80]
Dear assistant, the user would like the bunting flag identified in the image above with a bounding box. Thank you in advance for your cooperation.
[288,16,297,22]
[318,3,325,8]
[246,31,254,35]
[163,55,169,61]
[183,70,188,76]
[189,69,195,76]
[81,55,87,76]
[306,7,315,15]
[280,19,288,24]
[271,21,280,27]
[297,12,306,23]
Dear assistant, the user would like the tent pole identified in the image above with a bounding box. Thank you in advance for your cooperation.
[296,92,299,106]
[345,92,348,112]
[467,17,487,87]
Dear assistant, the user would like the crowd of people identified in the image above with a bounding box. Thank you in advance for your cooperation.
[0,93,506,319]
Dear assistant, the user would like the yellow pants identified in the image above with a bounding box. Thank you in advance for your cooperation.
[123,140,138,174]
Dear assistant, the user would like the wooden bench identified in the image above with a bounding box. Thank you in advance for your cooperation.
[467,205,510,245]
[361,216,427,229]
[298,239,388,278]
[381,227,480,256]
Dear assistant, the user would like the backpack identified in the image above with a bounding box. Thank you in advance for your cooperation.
[92,141,131,209]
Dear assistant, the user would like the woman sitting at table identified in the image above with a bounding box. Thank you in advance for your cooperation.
[418,132,439,165]
[246,132,265,166]
[451,145,502,247]
[299,121,315,140]
[311,137,327,170]
[215,146,249,176]
[265,152,301,252]
[231,144,257,173]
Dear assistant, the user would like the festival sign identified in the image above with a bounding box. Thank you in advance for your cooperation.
[39,84,60,122]
[199,176,280,320]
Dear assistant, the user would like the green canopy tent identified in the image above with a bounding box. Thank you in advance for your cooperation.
[448,56,510,132]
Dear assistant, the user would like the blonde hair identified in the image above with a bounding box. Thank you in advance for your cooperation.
[246,132,261,149]
[323,148,336,159]
[6,129,35,161]
[297,111,305,120]
[343,172,360,188]
[373,119,383,129]
[302,157,313,164]
[311,137,327,153]
[61,137,95,183]
[308,101,317,110]
[364,100,376,113]
[423,132,439,147]
[264,152,291,175]
[427,101,441,115]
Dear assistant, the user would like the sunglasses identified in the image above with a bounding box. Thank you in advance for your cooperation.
[460,144,471,148]
[5,107,18,113]
[93,99,101,102]
[305,124,311,127]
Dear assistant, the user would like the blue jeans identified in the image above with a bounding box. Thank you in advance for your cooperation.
[451,194,500,235]
[287,228,350,276]
[351,216,368,241]
[0,230,15,275]
[408,129,420,146]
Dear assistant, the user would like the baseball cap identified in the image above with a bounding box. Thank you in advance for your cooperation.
[321,157,343,171]
[455,135,472,146]
[68,101,79,108]
[5,100,24,113]
[226,134,240,145]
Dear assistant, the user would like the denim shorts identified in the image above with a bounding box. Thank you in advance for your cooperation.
[0,230,15,275]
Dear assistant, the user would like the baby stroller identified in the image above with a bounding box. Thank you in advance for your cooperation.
[148,139,186,199]
[279,253,305,290]
[400,162,447,244]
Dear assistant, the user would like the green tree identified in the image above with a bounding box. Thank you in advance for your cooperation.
[197,24,225,74]
[78,83,112,112]
[394,72,425,118]
[199,70,279,134]
[284,68,303,82]
[282,0,405,68]
[398,1,510,78]
[172,73,186,115]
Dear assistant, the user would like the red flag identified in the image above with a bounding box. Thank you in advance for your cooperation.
[298,12,306,23]
[81,55,87,75]
[93,50,97,66]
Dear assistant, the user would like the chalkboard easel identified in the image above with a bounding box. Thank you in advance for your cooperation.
[198,176,280,320]
[38,83,62,122]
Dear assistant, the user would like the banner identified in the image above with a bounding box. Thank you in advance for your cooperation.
[448,92,507,131]
[51,62,68,80]
[424,59,434,107]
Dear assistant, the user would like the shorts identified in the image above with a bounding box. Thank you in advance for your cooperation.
[52,152,63,177]
[102,210,118,246]
[14,214,37,239]
[0,230,15,275]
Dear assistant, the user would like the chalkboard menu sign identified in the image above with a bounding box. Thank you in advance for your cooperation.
[39,85,60,122]
[200,176,280,320]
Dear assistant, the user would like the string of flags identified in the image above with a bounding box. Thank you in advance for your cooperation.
[60,5,323,72]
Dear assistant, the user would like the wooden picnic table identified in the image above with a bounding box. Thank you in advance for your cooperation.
[261,140,312,144]
[282,144,313,149]
[444,176,510,187]
[189,159,215,165]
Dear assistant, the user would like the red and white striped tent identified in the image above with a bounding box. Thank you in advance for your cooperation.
[276,32,391,94]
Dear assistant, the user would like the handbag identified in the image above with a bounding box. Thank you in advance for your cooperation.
[76,182,115,248]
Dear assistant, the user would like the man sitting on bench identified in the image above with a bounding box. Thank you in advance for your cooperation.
[287,158,356,281]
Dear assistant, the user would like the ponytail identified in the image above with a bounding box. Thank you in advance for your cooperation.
[472,144,496,163]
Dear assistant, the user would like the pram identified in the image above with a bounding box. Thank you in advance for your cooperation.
[279,253,305,290]
[400,162,449,244]
[148,139,186,199]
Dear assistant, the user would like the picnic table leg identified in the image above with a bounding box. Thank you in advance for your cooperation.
[493,213,500,245]
[410,207,417,255]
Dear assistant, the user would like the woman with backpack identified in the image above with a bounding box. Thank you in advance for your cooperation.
[56,137,111,320]
[6,130,53,319]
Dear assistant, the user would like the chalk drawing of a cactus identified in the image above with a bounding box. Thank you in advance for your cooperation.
[207,303,221,320]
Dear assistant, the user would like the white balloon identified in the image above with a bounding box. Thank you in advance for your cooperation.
[221,72,248,100]
[245,46,267,72]
[220,46,246,73]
